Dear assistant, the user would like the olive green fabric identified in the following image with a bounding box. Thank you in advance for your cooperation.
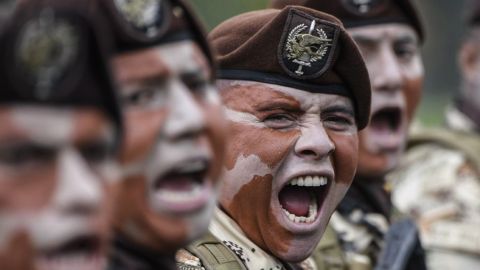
[186,233,246,270]
[311,225,348,270]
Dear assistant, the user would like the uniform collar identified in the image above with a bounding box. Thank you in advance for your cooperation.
[209,208,287,270]
[445,104,479,133]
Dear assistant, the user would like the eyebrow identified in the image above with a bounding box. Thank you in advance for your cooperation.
[322,105,355,118]
[254,100,301,112]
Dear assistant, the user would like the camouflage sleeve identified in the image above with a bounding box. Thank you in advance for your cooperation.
[175,249,206,270]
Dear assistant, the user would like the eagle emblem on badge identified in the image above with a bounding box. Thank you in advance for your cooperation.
[113,0,166,37]
[286,20,333,76]
[279,10,339,80]
[17,9,79,100]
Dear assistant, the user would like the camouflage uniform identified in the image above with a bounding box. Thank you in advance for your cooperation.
[389,106,480,270]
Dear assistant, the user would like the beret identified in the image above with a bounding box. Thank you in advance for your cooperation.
[209,6,371,129]
[270,0,424,43]
[98,0,215,72]
[0,0,123,140]
[465,0,480,26]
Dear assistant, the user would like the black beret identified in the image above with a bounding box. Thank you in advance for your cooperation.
[465,0,480,26]
[209,6,371,129]
[0,0,123,140]
[270,0,424,43]
[98,0,215,73]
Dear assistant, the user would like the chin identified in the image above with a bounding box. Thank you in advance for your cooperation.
[272,235,320,263]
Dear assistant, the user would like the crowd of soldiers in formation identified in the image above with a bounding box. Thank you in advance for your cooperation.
[0,0,479,270]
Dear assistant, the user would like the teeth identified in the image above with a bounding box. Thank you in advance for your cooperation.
[176,160,207,174]
[288,175,328,187]
[157,184,202,203]
[282,196,318,224]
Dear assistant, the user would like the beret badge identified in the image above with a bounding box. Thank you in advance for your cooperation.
[341,0,389,16]
[112,0,170,39]
[15,9,80,100]
[279,9,339,80]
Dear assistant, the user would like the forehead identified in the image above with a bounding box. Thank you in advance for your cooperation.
[112,40,211,84]
[0,106,112,144]
[348,23,418,43]
[223,81,354,110]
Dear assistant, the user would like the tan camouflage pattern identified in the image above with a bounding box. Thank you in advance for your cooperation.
[389,108,480,270]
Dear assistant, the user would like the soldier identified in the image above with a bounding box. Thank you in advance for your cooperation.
[0,1,122,270]
[389,0,480,269]
[269,1,427,269]
[94,0,226,269]
[176,5,372,270]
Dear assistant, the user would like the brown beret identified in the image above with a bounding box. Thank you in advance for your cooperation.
[0,0,122,139]
[209,6,371,129]
[98,0,215,72]
[270,0,424,43]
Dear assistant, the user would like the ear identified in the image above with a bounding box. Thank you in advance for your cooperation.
[459,41,480,81]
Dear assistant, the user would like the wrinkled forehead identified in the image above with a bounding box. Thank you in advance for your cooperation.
[348,23,419,44]
[112,40,211,85]
[0,105,114,146]
[220,80,354,111]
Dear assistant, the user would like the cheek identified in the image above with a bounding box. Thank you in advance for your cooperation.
[225,175,294,256]
[224,123,300,170]
[113,175,189,251]
[203,104,227,184]
[0,167,57,212]
[403,61,424,121]
[331,132,358,185]
[0,231,35,270]
[120,108,166,165]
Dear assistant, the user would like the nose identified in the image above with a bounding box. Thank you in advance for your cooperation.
[371,46,403,93]
[163,81,206,140]
[51,148,102,214]
[294,124,335,161]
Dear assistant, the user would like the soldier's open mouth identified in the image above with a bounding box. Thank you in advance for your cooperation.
[153,158,212,213]
[278,175,330,224]
[37,235,106,270]
[368,106,405,150]
[370,107,402,134]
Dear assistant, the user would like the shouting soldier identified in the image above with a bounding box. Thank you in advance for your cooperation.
[177,5,371,270]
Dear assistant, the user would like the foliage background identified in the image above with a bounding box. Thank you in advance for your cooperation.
[190,0,469,127]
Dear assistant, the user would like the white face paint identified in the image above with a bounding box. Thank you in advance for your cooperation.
[218,80,359,262]
[0,106,117,270]
[113,40,225,249]
[348,23,424,177]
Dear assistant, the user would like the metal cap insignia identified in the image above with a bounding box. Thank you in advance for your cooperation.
[14,9,82,100]
[112,0,171,40]
[279,9,340,80]
[341,0,390,16]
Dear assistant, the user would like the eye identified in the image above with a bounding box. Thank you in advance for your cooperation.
[78,142,112,164]
[394,44,417,62]
[0,144,56,168]
[263,113,296,129]
[123,87,157,107]
[323,114,355,131]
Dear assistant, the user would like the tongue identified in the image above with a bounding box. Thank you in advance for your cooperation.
[279,186,311,217]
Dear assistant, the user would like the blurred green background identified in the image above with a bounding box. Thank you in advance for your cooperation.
[190,0,469,127]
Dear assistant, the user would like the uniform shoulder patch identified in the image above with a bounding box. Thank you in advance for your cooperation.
[278,8,340,80]
[341,0,390,16]
[110,0,171,40]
